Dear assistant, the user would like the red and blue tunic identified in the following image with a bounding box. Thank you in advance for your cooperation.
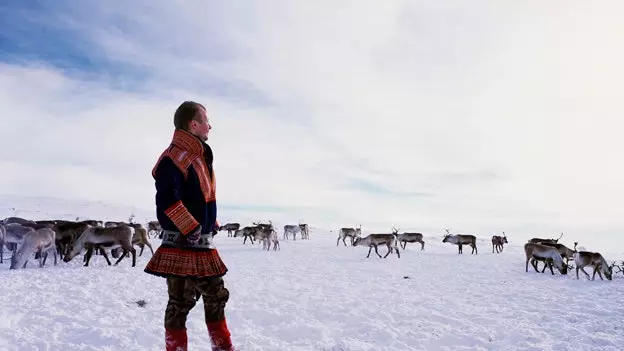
[144,129,227,279]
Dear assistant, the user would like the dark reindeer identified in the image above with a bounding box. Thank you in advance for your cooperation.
[491,232,508,253]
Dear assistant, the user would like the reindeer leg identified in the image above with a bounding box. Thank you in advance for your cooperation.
[458,244,462,254]
[374,245,382,258]
[548,262,555,275]
[366,246,373,258]
[526,258,531,272]
[540,261,548,273]
[580,266,591,280]
[99,248,112,265]
[421,241,425,250]
[145,241,154,255]
[84,247,94,267]
[131,248,136,267]
[113,249,127,266]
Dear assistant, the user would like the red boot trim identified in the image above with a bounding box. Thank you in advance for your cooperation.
[165,328,188,351]
[207,319,233,349]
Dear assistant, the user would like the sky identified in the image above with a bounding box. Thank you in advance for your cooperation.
[1,0,623,242]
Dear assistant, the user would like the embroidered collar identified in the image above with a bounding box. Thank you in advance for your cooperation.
[171,129,205,157]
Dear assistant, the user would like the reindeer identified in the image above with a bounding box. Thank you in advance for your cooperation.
[353,231,400,258]
[63,225,136,267]
[442,229,477,254]
[129,224,154,256]
[336,225,361,246]
[528,232,563,245]
[219,223,240,237]
[524,243,568,275]
[299,223,310,240]
[491,232,508,253]
[53,222,91,259]
[394,228,425,250]
[283,224,301,240]
[233,226,257,244]
[4,223,35,259]
[111,224,154,258]
[574,251,613,281]
[10,228,57,269]
[253,226,279,251]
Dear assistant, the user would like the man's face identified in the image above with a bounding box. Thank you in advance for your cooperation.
[189,108,211,141]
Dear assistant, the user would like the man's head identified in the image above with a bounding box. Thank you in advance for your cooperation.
[173,101,211,141]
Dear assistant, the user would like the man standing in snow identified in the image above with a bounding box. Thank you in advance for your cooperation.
[145,101,235,351]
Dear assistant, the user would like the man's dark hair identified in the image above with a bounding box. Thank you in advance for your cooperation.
[173,101,205,130]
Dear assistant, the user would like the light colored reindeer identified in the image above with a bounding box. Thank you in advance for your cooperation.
[336,225,361,246]
[253,227,279,251]
[283,224,301,240]
[63,225,136,267]
[10,228,57,269]
[524,242,568,275]
[573,251,613,281]
[442,229,477,254]
[4,223,35,259]
[535,242,577,271]
[353,230,400,259]
[491,233,508,253]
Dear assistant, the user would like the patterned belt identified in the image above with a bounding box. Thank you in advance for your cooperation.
[161,230,216,249]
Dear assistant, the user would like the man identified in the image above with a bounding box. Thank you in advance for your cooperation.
[145,101,235,351]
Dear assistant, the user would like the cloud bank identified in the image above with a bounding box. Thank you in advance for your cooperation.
[1,1,623,242]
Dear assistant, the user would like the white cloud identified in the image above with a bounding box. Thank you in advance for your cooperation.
[1,0,624,242]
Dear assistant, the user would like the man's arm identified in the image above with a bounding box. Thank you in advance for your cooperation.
[154,157,200,235]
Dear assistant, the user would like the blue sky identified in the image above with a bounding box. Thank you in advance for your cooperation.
[1,1,624,248]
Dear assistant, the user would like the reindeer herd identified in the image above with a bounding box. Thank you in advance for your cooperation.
[334,225,622,282]
[215,221,310,251]
[2,214,622,282]
[0,215,156,269]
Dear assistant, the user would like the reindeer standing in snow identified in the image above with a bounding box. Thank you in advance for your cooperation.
[283,224,301,240]
[491,233,508,253]
[336,225,361,246]
[353,229,400,259]
[394,229,425,250]
[10,228,57,269]
[524,242,568,275]
[442,229,478,254]
[63,225,136,267]
[574,251,613,281]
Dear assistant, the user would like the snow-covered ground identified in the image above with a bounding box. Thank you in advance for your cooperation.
[1,199,624,351]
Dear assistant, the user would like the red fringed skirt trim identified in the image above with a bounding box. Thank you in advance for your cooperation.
[144,247,228,279]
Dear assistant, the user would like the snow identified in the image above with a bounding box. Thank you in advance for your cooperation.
[1,200,624,351]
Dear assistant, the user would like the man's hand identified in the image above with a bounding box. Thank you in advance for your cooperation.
[187,225,202,245]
